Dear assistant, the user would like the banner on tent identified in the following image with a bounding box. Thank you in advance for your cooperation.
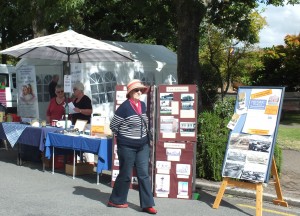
[16,65,39,119]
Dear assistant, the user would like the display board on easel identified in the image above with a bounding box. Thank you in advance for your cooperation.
[222,87,284,183]
[213,87,288,216]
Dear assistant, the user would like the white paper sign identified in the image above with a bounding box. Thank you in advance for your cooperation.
[64,75,72,93]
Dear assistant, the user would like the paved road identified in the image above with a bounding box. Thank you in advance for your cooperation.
[1,149,300,216]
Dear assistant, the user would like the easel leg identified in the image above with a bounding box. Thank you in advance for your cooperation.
[213,177,229,209]
[256,183,263,216]
[271,157,288,207]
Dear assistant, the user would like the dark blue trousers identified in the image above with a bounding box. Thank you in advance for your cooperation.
[109,144,155,208]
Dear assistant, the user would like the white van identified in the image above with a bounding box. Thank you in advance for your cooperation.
[0,64,18,113]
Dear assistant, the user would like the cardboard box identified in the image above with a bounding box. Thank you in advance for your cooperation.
[65,163,94,176]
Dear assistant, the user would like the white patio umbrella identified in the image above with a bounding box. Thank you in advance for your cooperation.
[0,29,133,64]
[0,29,133,128]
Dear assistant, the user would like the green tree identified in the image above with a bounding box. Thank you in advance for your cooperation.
[251,34,300,91]
[174,0,300,110]
[199,10,266,100]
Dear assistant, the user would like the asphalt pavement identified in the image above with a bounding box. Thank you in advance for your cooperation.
[1,148,300,216]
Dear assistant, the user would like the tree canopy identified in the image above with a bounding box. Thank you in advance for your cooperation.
[1,0,299,108]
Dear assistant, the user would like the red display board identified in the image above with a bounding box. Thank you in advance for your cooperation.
[154,84,198,199]
[157,85,198,142]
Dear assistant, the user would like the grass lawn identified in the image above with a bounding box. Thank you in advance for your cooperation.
[278,113,300,151]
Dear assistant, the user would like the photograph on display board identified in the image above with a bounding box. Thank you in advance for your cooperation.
[222,161,244,179]
[132,176,138,185]
[160,107,172,114]
[160,93,174,101]
[155,174,170,197]
[160,93,174,115]
[182,101,194,110]
[113,159,119,167]
[222,87,284,183]
[166,148,181,161]
[180,122,196,137]
[177,181,189,198]
[160,100,171,107]
[160,116,179,133]
[156,161,171,174]
[181,93,194,102]
[176,164,191,177]
[116,91,127,104]
[226,149,247,162]
[237,92,247,114]
[228,133,251,150]
[112,170,119,182]
[227,113,240,130]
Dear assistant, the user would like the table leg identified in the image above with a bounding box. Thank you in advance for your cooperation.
[52,146,55,174]
[73,150,75,179]
[17,143,22,166]
[42,153,45,172]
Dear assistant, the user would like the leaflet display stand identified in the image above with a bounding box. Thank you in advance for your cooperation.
[154,85,198,199]
[213,86,288,215]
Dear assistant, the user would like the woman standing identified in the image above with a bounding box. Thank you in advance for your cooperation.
[71,81,93,125]
[108,79,157,214]
[46,84,69,123]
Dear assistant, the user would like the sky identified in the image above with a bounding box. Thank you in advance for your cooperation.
[258,3,300,48]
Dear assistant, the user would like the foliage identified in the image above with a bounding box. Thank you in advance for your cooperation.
[199,11,266,99]
[197,97,234,181]
[1,0,300,97]
[273,144,282,175]
[199,62,219,109]
[250,34,300,91]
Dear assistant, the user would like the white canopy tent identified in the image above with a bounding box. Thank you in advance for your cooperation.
[16,41,177,120]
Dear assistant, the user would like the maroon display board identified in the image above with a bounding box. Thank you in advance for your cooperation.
[157,85,198,142]
[110,85,155,189]
[153,84,198,200]
[154,141,195,199]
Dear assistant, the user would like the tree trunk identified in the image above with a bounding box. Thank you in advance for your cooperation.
[1,27,7,64]
[175,0,206,111]
[31,0,48,38]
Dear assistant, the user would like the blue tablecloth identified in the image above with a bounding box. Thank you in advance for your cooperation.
[44,132,112,174]
[0,123,63,150]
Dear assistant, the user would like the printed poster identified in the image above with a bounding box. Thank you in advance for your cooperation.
[242,89,282,135]
[17,65,39,119]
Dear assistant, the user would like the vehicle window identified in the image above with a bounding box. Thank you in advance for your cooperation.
[0,74,9,88]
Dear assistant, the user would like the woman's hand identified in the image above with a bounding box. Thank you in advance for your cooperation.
[74,107,81,113]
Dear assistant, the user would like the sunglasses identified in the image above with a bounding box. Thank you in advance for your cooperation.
[134,88,143,92]
[73,88,77,91]
[56,90,64,93]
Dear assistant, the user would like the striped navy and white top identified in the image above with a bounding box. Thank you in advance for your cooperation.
[110,99,148,147]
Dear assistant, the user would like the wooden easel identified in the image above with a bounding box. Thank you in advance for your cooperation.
[213,157,288,216]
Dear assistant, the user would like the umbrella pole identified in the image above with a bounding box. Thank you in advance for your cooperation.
[65,58,71,130]
[65,100,69,130]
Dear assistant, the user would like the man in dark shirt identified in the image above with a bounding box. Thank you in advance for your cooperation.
[48,74,59,99]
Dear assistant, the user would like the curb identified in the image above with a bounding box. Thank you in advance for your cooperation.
[195,179,300,208]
